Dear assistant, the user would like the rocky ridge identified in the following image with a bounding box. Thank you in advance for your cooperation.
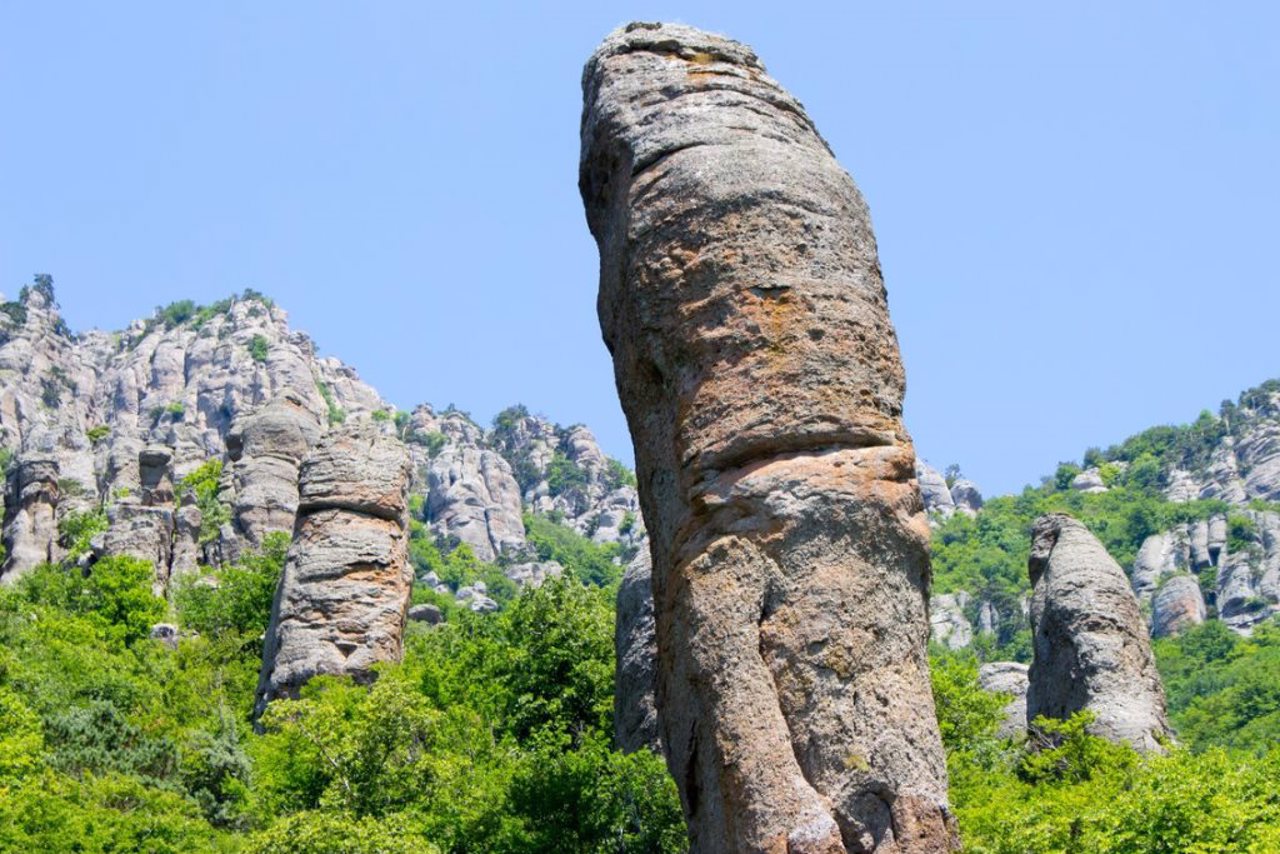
[0,283,641,610]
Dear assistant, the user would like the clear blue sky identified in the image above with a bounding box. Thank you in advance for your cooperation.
[3,2,1277,496]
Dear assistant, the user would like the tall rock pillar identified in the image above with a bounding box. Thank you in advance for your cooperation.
[254,421,413,721]
[1027,514,1173,752]
[580,22,955,853]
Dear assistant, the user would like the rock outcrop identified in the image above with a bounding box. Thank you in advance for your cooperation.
[1027,514,1173,752]
[929,593,973,650]
[949,479,984,515]
[615,546,659,754]
[978,662,1029,740]
[916,462,955,519]
[582,22,955,852]
[1151,574,1207,638]
[426,445,525,562]
[222,392,324,559]
[0,286,387,585]
[254,422,413,720]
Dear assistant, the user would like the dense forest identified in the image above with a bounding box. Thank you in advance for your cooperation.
[3,373,1280,851]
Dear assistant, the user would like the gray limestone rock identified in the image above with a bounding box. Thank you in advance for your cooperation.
[150,622,180,650]
[426,446,525,562]
[930,593,973,650]
[582,22,955,852]
[1132,530,1190,605]
[2,455,61,578]
[915,461,955,518]
[978,662,1029,740]
[615,547,660,754]
[949,479,984,515]
[254,422,412,721]
[1027,514,1173,752]
[1070,468,1108,494]
[0,288,388,587]
[407,603,444,625]
[1151,575,1207,638]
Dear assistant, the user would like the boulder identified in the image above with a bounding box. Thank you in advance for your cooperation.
[950,479,984,514]
[150,622,180,650]
[1027,514,1173,752]
[407,603,443,625]
[581,22,955,852]
[915,461,955,517]
[1069,468,1108,494]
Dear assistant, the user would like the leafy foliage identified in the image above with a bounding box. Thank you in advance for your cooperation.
[546,450,589,497]
[934,649,1280,851]
[315,380,346,425]
[249,334,270,363]
[1153,619,1280,751]
[181,458,231,544]
[174,531,289,637]
[57,507,108,561]
[523,512,624,587]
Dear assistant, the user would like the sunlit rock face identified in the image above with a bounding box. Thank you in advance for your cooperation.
[253,421,412,722]
[582,21,956,853]
[1027,514,1174,753]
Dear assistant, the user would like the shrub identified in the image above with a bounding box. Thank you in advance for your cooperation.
[249,334,270,363]
[174,532,289,637]
[19,555,163,646]
[180,459,229,544]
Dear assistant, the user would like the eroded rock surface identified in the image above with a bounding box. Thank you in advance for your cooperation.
[0,287,387,585]
[582,22,954,852]
[978,662,1029,740]
[1027,514,1173,752]
[615,546,660,754]
[254,422,412,720]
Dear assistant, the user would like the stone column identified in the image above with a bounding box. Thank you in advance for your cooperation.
[581,22,955,853]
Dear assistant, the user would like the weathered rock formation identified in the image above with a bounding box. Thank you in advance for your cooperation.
[929,593,973,650]
[222,392,324,559]
[977,662,1029,740]
[254,421,412,720]
[582,22,954,852]
[0,286,387,585]
[615,546,659,754]
[949,479,983,516]
[1151,574,1207,638]
[426,445,525,562]
[1027,514,1173,752]
[915,462,955,519]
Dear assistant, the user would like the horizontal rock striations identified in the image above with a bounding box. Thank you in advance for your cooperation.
[1027,514,1173,753]
[582,22,955,853]
[254,421,413,720]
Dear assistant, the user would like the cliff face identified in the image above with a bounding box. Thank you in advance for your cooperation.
[0,284,641,606]
[0,287,384,586]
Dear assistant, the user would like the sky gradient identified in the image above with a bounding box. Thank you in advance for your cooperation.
[3,2,1277,496]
